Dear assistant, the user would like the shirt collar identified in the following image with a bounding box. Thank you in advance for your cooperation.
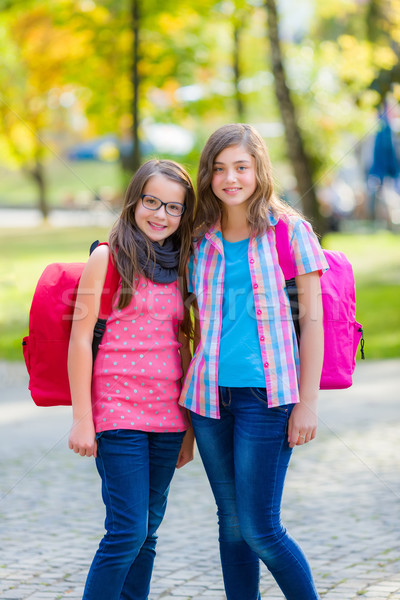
[206,211,279,239]
[205,221,224,254]
[269,211,278,226]
[205,220,222,239]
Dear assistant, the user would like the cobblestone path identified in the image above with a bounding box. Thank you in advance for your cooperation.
[1,360,399,599]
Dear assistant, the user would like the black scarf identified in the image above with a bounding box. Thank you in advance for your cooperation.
[136,232,180,283]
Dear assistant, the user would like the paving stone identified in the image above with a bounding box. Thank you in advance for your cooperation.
[1,359,399,599]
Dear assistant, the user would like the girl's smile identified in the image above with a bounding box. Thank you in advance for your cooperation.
[148,221,167,231]
[223,187,241,194]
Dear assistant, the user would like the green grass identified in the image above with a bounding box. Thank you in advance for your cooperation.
[0,160,122,207]
[0,154,199,208]
[0,226,110,360]
[0,227,399,361]
[323,231,400,359]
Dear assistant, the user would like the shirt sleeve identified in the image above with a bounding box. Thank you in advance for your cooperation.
[289,218,329,276]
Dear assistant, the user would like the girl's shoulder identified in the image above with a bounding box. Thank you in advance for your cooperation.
[90,242,110,259]
[82,243,110,280]
[191,230,210,253]
[272,211,315,241]
[86,244,110,269]
[80,244,110,287]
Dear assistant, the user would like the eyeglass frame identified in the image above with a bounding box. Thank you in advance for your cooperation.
[139,194,186,217]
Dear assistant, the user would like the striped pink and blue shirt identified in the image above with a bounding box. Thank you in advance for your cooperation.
[179,213,329,418]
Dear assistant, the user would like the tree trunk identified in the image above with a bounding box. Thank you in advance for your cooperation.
[30,160,49,219]
[131,0,141,172]
[233,22,245,121]
[264,0,325,233]
[121,0,141,176]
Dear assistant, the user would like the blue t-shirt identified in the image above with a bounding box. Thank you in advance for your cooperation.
[218,238,265,387]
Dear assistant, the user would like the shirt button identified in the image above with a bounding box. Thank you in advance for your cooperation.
[250,259,255,264]
[257,309,262,315]
[260,336,265,341]
[264,361,269,368]
[254,283,258,289]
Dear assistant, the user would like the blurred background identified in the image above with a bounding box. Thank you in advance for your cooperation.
[0,0,399,362]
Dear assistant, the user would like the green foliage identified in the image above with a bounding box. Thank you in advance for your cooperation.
[0,0,400,217]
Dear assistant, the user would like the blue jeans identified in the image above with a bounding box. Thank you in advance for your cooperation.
[83,429,184,600]
[191,387,320,600]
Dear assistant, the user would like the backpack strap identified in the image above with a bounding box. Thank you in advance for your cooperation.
[274,218,301,341]
[90,241,121,358]
[90,241,120,319]
[274,218,295,280]
[99,243,120,320]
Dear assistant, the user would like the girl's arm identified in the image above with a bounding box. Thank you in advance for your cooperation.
[68,245,110,458]
[288,270,324,449]
[176,417,195,469]
[175,297,200,468]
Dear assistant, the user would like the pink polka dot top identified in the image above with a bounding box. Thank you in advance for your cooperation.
[92,276,190,434]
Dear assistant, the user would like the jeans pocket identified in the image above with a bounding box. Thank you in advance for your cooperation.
[219,387,232,408]
[249,387,269,406]
[249,388,291,413]
[96,429,124,441]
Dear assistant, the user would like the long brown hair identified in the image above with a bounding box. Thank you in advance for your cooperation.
[195,123,299,237]
[109,159,195,339]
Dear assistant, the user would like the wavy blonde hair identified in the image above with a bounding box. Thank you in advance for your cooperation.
[195,123,298,237]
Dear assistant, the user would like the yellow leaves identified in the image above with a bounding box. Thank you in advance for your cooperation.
[315,0,360,20]
[158,12,186,33]
[82,3,110,25]
[119,114,132,136]
[358,89,381,109]
[318,38,372,88]
[373,45,397,70]
[318,40,339,64]
[337,34,359,51]
[334,36,374,86]
[387,0,400,41]
[11,6,93,88]
[330,34,398,86]
[0,137,19,167]
[158,9,199,35]
[393,84,400,102]
[118,30,133,54]
[7,121,36,157]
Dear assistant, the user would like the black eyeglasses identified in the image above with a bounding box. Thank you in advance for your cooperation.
[140,194,186,217]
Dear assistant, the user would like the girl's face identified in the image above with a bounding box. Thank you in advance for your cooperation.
[211,144,257,210]
[135,174,185,245]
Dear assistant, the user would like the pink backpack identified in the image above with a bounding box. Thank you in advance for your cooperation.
[22,243,120,406]
[275,220,364,389]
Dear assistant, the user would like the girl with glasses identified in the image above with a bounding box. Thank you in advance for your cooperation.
[68,159,195,600]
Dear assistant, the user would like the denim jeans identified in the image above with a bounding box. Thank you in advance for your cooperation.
[83,429,184,600]
[191,387,320,600]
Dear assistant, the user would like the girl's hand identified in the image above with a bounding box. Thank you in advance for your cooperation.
[176,427,195,469]
[287,401,318,449]
[68,416,97,458]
